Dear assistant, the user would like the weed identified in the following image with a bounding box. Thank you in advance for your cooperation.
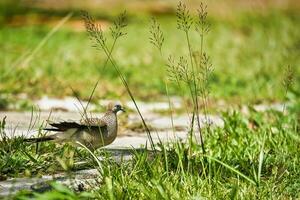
[150,2,215,155]
[149,17,164,54]
[82,11,155,150]
[282,65,295,114]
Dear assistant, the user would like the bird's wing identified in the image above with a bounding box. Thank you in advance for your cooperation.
[45,118,107,132]
[79,118,107,127]
[45,121,82,131]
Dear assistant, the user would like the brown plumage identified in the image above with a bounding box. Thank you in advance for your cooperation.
[25,102,125,150]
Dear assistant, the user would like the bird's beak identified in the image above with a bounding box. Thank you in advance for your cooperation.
[121,108,126,112]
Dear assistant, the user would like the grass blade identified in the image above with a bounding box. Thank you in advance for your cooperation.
[205,155,256,185]
[76,141,103,175]
[257,137,265,186]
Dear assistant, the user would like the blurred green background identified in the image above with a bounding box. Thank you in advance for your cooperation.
[0,0,299,109]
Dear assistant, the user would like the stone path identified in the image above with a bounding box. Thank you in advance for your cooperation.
[0,111,221,148]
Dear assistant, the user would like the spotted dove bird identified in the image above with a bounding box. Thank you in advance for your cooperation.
[25,102,125,150]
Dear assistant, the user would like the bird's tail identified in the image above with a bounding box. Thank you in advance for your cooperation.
[24,136,55,143]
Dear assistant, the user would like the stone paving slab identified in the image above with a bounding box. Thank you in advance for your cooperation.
[109,131,189,148]
[0,167,99,196]
[35,96,183,113]
[0,149,155,197]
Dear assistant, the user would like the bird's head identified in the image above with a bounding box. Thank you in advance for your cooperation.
[107,102,125,114]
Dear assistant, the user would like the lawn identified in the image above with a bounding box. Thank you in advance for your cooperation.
[0,5,299,107]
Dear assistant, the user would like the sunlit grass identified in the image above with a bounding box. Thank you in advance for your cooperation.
[0,11,299,106]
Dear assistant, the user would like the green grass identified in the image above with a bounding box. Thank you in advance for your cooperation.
[1,105,299,199]
[0,10,299,106]
[1,4,300,199]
